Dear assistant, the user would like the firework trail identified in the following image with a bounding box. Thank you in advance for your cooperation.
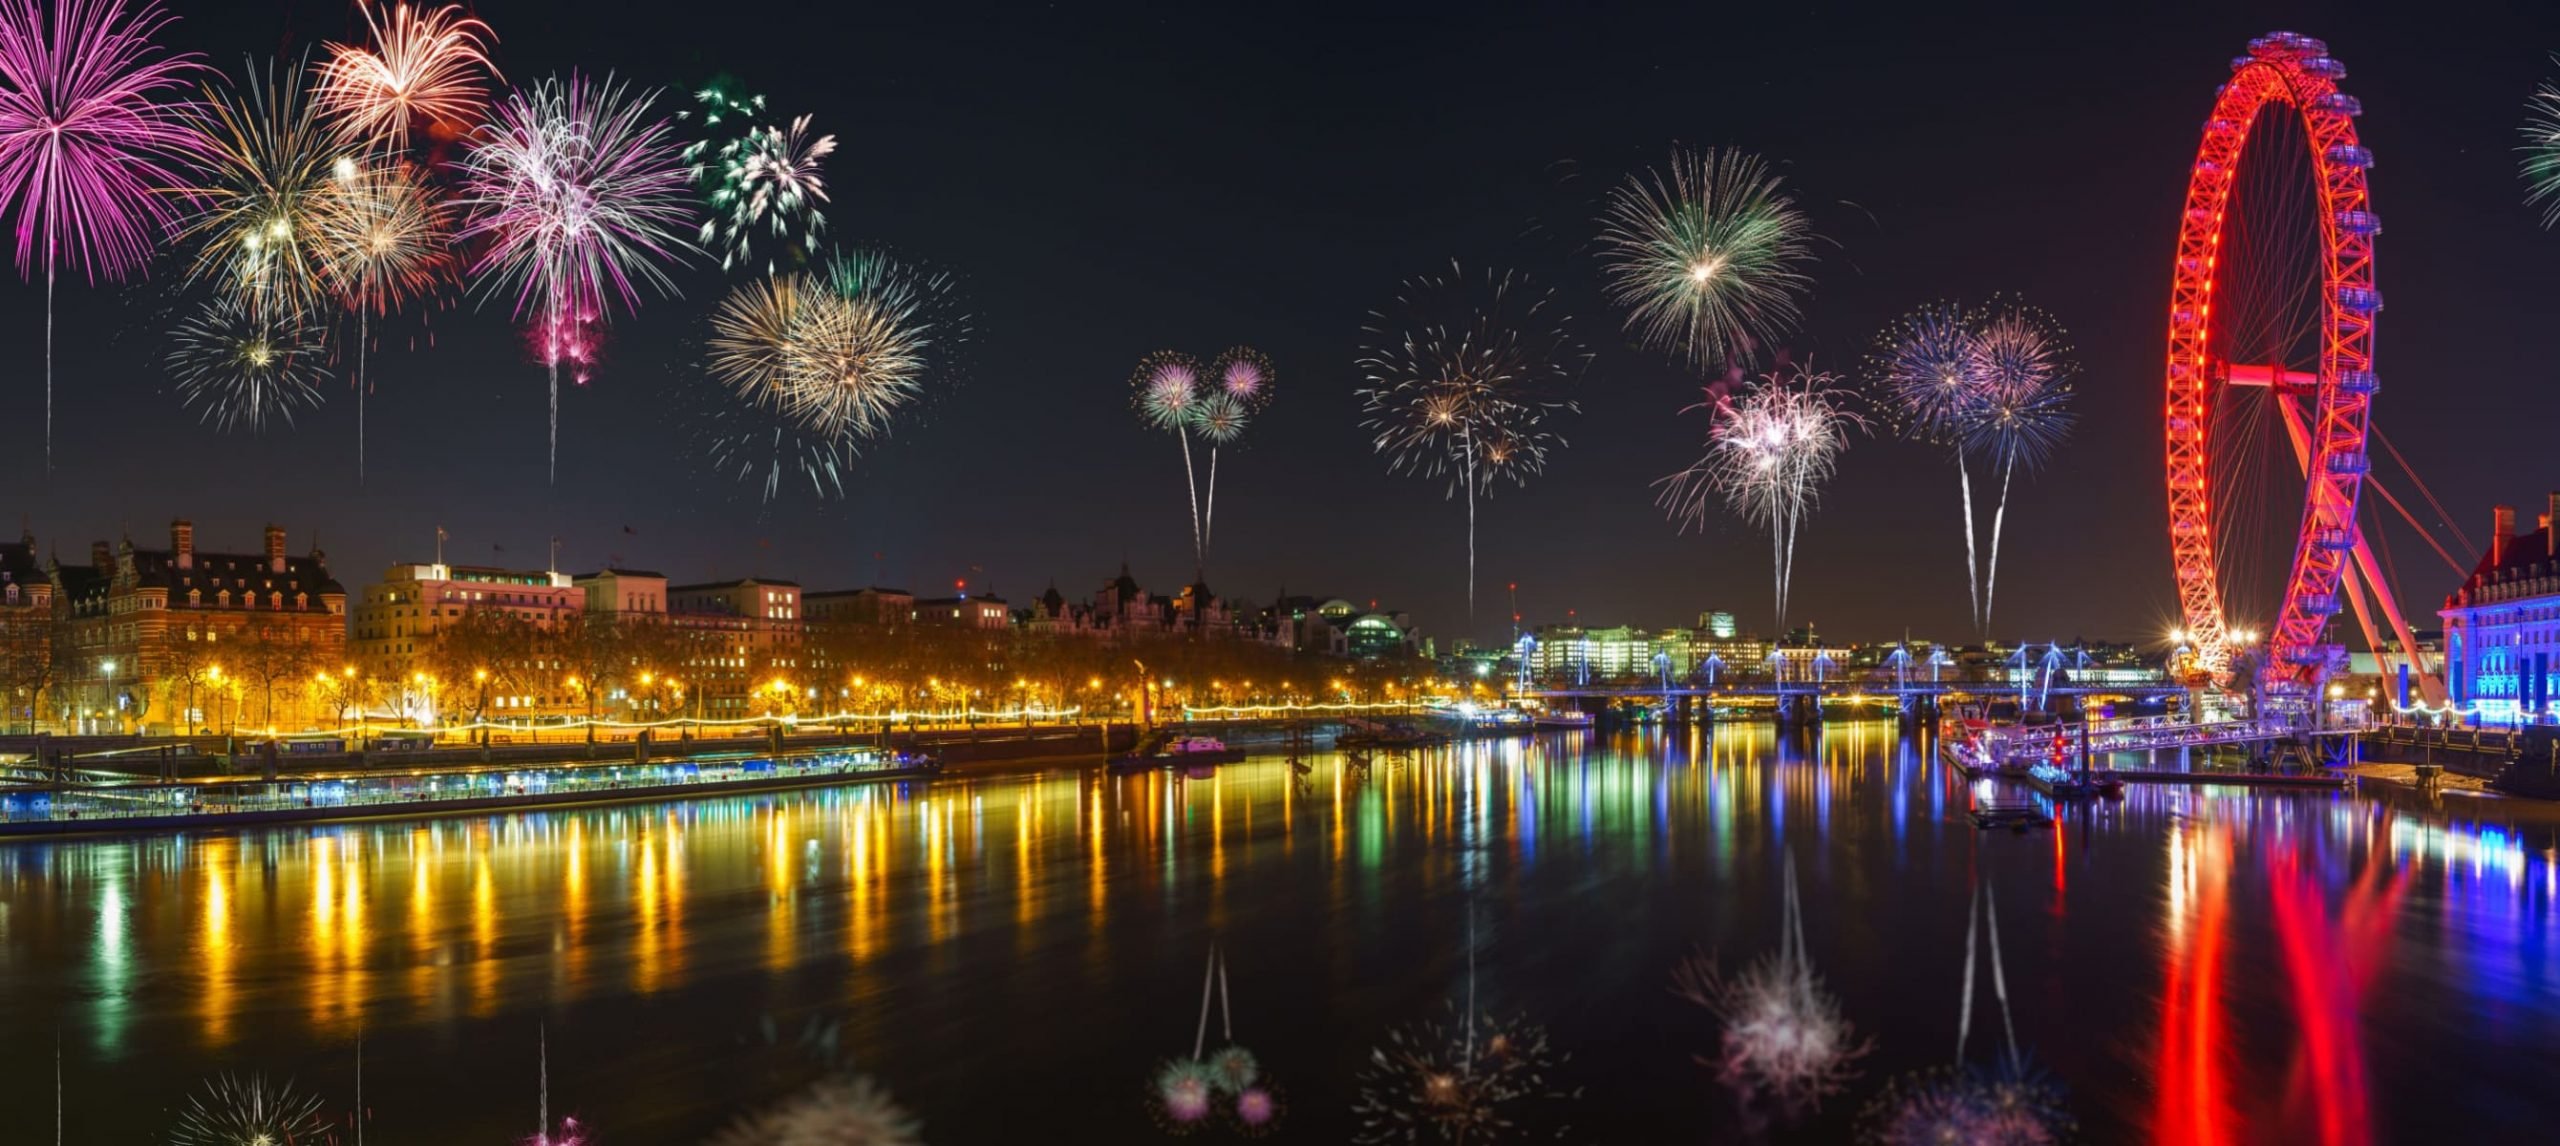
[1597,146,1816,370]
[458,72,695,481]
[313,155,454,477]
[2526,65,2560,226]
[0,0,208,469]
[1200,345,1271,552]
[169,290,330,431]
[709,1076,923,1146]
[703,249,960,502]
[1358,264,1584,620]
[313,0,497,154]
[1960,302,2073,634]
[1133,349,1209,572]
[1870,301,1985,630]
[1656,368,1859,632]
[169,1073,330,1146]
[681,79,835,275]
[1671,853,1869,1121]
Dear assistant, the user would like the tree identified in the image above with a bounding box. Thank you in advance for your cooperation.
[427,606,537,728]
[550,611,630,742]
[0,619,54,733]
[235,618,316,732]
[163,636,217,734]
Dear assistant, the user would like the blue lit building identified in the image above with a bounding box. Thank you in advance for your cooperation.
[2440,497,2560,724]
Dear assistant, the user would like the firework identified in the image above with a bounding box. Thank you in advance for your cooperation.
[313,0,497,152]
[525,1117,590,1146]
[169,291,330,432]
[1133,349,1210,569]
[0,0,208,467]
[1357,264,1584,619]
[1859,1063,2074,1146]
[682,79,835,275]
[169,1072,330,1146]
[180,55,340,331]
[458,72,696,480]
[1670,854,1868,1119]
[1656,369,1858,631]
[1958,301,2073,634]
[1868,301,1986,632]
[1351,1001,1576,1144]
[1597,146,1816,370]
[313,155,454,477]
[702,250,959,502]
[699,257,959,503]
[710,1076,922,1146]
[2527,68,2560,227]
[1196,345,1273,552]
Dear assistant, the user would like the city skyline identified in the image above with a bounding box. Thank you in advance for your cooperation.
[3,2,2557,648]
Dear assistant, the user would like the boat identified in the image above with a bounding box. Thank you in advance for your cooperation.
[1110,733,1247,773]
[1532,709,1595,730]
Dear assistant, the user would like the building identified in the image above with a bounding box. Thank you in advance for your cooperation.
[2440,496,2560,723]
[664,578,807,717]
[47,521,347,733]
[352,562,583,661]
[806,586,914,627]
[0,530,52,730]
[1020,564,1239,639]
[1520,620,1770,685]
[913,592,1010,630]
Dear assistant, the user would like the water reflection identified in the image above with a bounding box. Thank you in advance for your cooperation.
[0,725,2553,1141]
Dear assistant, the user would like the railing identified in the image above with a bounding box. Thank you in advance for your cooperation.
[0,748,926,828]
[1982,715,2373,763]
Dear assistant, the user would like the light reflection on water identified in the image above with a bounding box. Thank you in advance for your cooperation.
[0,722,2553,1142]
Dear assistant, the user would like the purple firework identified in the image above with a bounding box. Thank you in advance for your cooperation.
[0,0,207,468]
[457,71,695,481]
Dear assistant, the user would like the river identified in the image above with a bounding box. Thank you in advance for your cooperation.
[1,723,2553,1142]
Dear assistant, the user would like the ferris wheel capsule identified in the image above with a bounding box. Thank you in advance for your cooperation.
[2335,209,2381,235]
[2313,92,2363,116]
[2301,57,2348,80]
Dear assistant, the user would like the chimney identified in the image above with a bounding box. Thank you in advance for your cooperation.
[171,519,194,569]
[90,541,110,573]
[264,524,286,573]
[2493,505,2515,569]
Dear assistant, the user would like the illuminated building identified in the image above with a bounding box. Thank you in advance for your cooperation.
[0,529,51,730]
[806,586,914,626]
[913,591,1010,630]
[1521,621,1769,683]
[2440,496,2560,723]
[46,521,346,733]
[1019,563,1242,639]
[666,578,808,716]
[352,562,582,660]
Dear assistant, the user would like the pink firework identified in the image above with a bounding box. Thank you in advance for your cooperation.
[457,72,694,480]
[0,0,207,467]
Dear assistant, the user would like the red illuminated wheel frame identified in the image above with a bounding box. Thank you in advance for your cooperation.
[2164,30,2378,693]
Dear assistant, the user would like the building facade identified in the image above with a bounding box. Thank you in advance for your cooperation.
[353,562,583,661]
[47,521,347,733]
[2440,497,2560,723]
[0,530,52,730]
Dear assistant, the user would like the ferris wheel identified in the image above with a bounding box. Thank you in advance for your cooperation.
[2162,31,2441,704]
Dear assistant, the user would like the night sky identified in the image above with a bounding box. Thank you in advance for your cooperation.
[7,0,2559,647]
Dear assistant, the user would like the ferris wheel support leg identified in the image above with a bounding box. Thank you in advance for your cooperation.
[2274,394,2448,706]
